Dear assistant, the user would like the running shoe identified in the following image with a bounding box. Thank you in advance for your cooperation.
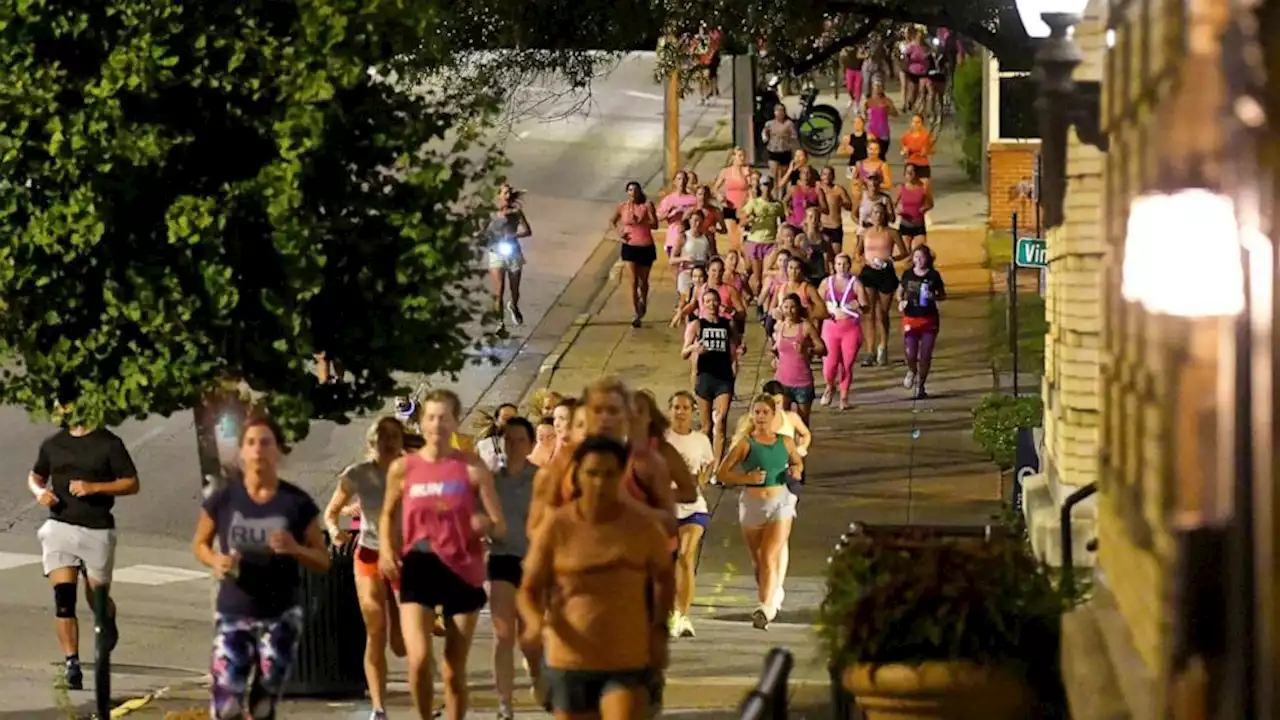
[497,705,514,720]
[772,587,786,614]
[64,659,83,691]
[751,605,771,630]
[678,613,696,638]
[914,383,928,400]
[507,302,524,326]
[819,388,833,406]
[876,345,888,366]
[370,710,388,720]
[903,370,916,389]
[668,611,683,639]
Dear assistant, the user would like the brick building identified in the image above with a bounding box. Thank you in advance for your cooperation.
[1018,0,1278,715]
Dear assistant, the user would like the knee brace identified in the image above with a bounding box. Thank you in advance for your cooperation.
[53,583,77,619]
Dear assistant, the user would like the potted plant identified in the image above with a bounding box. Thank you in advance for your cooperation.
[817,527,1070,720]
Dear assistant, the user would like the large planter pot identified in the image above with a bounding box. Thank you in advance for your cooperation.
[843,661,1034,720]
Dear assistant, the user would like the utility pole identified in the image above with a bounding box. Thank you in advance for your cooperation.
[664,68,680,186]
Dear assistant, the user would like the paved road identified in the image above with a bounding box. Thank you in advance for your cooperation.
[0,52,731,714]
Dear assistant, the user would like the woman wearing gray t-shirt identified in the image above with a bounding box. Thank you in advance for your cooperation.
[323,416,407,720]
[486,418,543,720]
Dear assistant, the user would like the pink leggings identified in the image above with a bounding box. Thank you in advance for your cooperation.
[822,318,863,394]
[844,69,863,101]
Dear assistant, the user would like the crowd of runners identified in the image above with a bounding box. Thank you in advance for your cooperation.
[20,29,957,720]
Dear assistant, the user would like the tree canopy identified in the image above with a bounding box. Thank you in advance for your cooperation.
[423,0,1034,95]
[0,0,503,439]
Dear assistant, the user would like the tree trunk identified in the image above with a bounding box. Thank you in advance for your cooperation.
[195,390,247,497]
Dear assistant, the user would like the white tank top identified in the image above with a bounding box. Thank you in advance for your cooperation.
[776,411,808,457]
[680,232,712,267]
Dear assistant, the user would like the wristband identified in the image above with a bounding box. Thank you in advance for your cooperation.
[28,476,46,499]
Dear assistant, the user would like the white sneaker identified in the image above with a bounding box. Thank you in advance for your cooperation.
[668,612,683,639]
[772,587,786,613]
[678,613,696,638]
[903,370,916,389]
[751,603,777,630]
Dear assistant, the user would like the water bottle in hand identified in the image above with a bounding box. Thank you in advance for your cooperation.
[919,280,931,307]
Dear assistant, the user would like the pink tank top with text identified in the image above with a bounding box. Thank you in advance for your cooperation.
[400,453,485,587]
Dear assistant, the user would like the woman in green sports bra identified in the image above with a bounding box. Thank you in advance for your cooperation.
[714,394,803,631]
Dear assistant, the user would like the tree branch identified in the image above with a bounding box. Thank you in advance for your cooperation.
[814,0,1034,65]
[782,18,881,76]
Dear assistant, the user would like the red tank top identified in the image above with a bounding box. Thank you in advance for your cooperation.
[400,452,485,587]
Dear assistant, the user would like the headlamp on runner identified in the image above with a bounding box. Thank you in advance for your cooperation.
[394,396,416,421]
[495,239,517,258]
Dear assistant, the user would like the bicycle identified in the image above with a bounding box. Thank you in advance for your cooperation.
[756,76,844,157]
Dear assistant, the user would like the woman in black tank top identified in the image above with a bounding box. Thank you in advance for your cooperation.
[682,289,738,461]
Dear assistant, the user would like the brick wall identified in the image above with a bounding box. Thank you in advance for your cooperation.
[987,141,1041,230]
[1043,6,1106,496]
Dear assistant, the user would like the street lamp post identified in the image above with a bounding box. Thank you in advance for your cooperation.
[1014,0,1107,230]
[1121,188,1252,717]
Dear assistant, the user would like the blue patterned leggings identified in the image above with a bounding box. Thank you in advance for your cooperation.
[209,607,303,720]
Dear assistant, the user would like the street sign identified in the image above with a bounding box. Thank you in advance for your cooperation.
[1015,237,1047,269]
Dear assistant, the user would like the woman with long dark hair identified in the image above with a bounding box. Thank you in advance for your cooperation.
[610,181,660,328]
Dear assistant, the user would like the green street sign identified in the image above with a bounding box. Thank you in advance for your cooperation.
[1015,237,1047,269]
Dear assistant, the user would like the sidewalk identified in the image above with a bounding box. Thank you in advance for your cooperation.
[525,99,1002,645]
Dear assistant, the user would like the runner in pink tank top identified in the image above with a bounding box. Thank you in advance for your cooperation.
[401,453,485,586]
[379,389,505,720]
[771,294,827,424]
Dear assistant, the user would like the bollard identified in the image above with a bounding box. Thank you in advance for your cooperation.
[93,585,112,719]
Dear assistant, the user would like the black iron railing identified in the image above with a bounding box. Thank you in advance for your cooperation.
[739,648,794,720]
[1059,482,1097,596]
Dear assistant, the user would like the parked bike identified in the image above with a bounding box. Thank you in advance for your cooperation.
[755,76,843,157]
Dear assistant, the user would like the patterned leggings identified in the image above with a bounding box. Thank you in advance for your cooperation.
[209,607,303,720]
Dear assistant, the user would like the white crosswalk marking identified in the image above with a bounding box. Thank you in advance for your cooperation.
[0,551,41,570]
[111,564,208,586]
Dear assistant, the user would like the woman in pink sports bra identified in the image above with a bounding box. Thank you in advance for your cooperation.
[817,253,867,410]
[772,292,826,425]
[714,147,752,250]
[895,164,933,250]
[610,181,660,328]
[378,389,506,720]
